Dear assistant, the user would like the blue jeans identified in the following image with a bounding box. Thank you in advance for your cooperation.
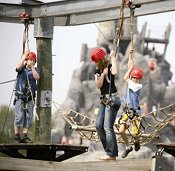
[14,99,34,128]
[96,95,121,157]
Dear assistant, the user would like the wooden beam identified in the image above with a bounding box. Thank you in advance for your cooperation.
[55,0,175,26]
[1,0,174,26]
[34,17,53,143]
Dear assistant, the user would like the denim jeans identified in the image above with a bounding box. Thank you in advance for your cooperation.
[14,99,34,128]
[96,95,121,157]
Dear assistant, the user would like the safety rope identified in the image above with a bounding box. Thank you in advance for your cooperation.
[19,12,30,53]
[130,5,135,55]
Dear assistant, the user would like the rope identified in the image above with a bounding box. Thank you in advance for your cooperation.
[130,6,135,54]
[23,21,30,53]
[19,12,31,53]
[113,0,125,52]
[94,23,110,42]
[25,70,39,120]
[0,79,16,85]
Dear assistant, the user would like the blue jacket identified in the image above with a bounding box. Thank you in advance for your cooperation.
[15,65,40,97]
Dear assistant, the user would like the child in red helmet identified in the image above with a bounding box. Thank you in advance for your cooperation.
[14,48,40,143]
[117,46,144,158]
[91,47,121,160]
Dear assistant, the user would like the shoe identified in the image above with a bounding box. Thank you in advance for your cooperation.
[122,146,133,158]
[14,136,22,143]
[21,136,33,143]
[134,139,140,151]
[99,155,116,160]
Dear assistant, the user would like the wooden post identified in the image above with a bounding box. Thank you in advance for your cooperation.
[34,17,54,143]
[162,23,171,62]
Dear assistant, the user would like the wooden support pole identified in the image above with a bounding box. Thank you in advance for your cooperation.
[34,17,53,143]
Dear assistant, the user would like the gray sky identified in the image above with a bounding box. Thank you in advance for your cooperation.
[0,1,175,107]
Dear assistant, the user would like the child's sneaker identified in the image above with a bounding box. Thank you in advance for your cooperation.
[14,135,22,143]
[21,136,33,143]
[134,138,140,151]
[122,146,133,158]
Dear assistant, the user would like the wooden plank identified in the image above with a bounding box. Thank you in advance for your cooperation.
[0,157,152,171]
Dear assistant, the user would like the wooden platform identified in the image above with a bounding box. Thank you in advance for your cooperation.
[0,156,174,171]
[0,144,88,162]
[0,157,153,171]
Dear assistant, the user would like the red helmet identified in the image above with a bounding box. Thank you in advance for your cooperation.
[91,48,106,63]
[28,52,37,62]
[130,67,144,79]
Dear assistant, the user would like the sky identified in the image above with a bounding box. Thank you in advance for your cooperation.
[0,1,175,108]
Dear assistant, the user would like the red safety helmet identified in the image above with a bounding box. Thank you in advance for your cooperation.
[130,67,144,79]
[91,48,106,63]
[28,52,37,62]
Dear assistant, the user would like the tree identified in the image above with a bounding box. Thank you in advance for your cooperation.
[0,105,15,143]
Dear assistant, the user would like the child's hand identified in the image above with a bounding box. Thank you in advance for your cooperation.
[28,60,35,67]
[124,0,131,7]
[23,50,30,60]
[129,46,134,54]
[103,68,108,76]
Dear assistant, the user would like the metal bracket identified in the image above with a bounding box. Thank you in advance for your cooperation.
[155,147,164,157]
[41,4,47,16]
[40,91,52,107]
[70,14,76,25]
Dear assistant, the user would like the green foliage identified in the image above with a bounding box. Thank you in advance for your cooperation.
[0,105,15,143]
